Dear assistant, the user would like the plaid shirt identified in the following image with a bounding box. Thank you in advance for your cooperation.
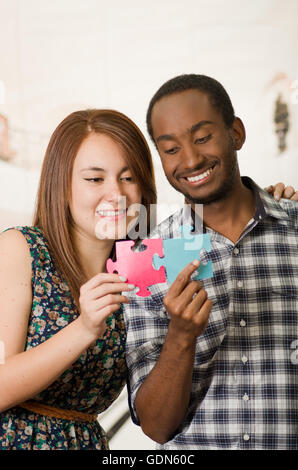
[124,177,298,450]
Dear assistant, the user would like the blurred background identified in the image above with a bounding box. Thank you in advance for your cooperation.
[0,0,297,449]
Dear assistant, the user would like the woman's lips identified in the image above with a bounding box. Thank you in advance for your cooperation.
[95,208,127,221]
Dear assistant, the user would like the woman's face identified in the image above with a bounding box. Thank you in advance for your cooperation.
[69,132,142,241]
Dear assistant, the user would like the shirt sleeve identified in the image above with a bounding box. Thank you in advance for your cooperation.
[123,285,170,425]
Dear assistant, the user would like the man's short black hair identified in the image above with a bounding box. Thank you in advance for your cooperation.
[146,74,235,143]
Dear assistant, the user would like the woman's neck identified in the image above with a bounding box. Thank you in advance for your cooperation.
[71,226,114,281]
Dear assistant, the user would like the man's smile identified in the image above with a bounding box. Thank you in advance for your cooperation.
[178,163,217,187]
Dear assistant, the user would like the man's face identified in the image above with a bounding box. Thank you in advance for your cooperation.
[151,89,243,205]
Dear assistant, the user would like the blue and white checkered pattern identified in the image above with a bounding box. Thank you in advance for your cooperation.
[124,177,298,449]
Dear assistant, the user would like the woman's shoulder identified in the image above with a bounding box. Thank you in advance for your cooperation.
[2,225,42,237]
[0,227,33,279]
[1,225,46,244]
[0,226,49,259]
[0,225,31,248]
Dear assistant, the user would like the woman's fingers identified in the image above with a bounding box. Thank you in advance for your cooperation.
[81,272,127,291]
[283,186,295,199]
[271,182,285,201]
[91,281,135,300]
[99,303,123,320]
[93,293,131,311]
[290,190,298,201]
[80,281,134,303]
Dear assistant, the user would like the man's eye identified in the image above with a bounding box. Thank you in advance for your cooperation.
[195,134,211,144]
[164,147,179,155]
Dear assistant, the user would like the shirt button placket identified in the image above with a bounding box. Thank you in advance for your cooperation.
[234,244,251,447]
[241,355,248,364]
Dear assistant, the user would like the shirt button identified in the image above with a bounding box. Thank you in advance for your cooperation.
[233,247,239,255]
[240,319,246,327]
[243,434,250,441]
[241,355,248,364]
[243,393,249,401]
[237,281,243,288]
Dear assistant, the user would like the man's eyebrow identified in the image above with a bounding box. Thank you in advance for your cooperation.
[190,120,215,133]
[156,133,176,143]
[156,120,215,143]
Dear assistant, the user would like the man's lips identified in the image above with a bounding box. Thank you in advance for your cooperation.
[179,164,216,185]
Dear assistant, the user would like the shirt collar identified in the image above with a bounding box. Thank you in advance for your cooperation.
[242,176,290,222]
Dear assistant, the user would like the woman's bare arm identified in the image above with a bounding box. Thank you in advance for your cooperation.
[0,230,132,412]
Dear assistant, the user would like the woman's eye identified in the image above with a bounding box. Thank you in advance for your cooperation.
[121,177,134,182]
[195,134,211,144]
[84,178,103,182]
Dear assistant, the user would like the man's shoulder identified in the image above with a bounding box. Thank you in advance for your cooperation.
[278,198,298,226]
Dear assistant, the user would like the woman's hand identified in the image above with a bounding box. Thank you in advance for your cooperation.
[265,183,298,201]
[163,260,213,343]
[78,273,134,341]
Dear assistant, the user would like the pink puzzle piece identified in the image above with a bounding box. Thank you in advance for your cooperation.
[106,239,166,297]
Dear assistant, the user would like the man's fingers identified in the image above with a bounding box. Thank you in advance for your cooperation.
[171,280,203,314]
[291,191,298,201]
[193,299,213,327]
[190,288,209,312]
[182,288,207,320]
[165,260,200,299]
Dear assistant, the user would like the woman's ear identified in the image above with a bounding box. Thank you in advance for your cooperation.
[231,117,246,150]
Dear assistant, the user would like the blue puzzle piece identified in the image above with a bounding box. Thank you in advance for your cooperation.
[153,225,213,283]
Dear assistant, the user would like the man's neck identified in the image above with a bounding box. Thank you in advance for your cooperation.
[191,178,256,244]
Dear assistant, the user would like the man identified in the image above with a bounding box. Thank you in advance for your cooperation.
[124,74,298,450]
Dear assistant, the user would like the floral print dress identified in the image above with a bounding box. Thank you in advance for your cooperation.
[0,226,127,450]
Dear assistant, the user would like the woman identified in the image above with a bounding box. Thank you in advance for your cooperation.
[0,109,156,450]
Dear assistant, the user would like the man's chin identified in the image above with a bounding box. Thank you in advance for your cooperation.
[182,180,237,205]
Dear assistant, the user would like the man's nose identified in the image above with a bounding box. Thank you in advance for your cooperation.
[183,143,204,168]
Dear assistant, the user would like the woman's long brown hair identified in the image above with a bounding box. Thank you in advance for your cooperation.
[33,109,157,307]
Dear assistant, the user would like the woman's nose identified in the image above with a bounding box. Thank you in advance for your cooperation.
[104,179,126,205]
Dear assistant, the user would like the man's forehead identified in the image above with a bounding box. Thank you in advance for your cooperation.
[151,89,218,139]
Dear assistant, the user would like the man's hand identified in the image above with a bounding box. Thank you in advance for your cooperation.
[163,260,212,342]
[135,260,213,444]
[265,183,298,201]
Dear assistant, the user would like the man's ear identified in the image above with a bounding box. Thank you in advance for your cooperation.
[231,117,246,150]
